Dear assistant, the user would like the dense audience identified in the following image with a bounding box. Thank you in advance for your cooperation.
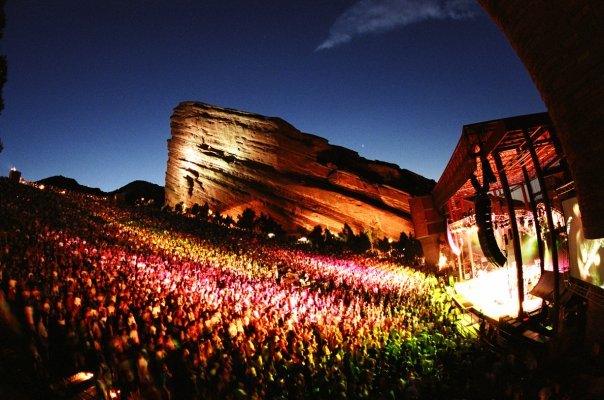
[0,179,597,399]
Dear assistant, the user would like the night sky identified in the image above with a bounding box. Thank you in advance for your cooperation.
[1,0,545,192]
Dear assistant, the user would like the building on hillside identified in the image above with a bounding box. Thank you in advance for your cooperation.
[8,167,21,183]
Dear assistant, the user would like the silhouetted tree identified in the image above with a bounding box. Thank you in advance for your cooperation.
[237,208,256,230]
[198,202,210,219]
[308,225,324,248]
[376,237,392,253]
[322,227,345,252]
[190,203,201,216]
[222,214,235,227]
[394,232,408,256]
[190,203,209,220]
[404,233,421,259]
[324,228,335,245]
[340,223,356,244]
[398,231,409,246]
[394,231,423,263]
[256,213,284,236]
[211,209,222,222]
[393,231,409,254]
[354,232,372,253]
[409,233,423,260]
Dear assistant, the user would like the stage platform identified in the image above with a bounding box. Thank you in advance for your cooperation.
[452,265,543,321]
[448,265,552,348]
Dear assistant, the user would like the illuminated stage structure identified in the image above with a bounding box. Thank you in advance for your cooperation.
[414,113,604,346]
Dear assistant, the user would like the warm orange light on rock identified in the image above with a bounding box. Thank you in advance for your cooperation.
[165,101,434,239]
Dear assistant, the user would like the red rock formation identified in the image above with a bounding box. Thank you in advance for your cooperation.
[165,101,434,239]
[478,0,604,238]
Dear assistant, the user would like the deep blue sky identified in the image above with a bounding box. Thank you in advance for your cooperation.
[1,0,545,191]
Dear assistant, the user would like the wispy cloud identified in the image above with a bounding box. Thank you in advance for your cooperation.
[316,0,477,51]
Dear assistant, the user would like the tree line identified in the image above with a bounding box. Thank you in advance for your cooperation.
[168,202,423,262]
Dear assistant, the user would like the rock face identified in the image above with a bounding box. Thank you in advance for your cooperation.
[165,101,434,239]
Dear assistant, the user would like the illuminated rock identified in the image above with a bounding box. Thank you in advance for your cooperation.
[165,101,434,239]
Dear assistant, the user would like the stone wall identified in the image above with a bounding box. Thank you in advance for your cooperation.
[479,0,604,238]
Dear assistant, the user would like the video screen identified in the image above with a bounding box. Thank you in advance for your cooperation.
[563,197,604,288]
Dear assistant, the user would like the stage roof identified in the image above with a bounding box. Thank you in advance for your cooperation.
[433,113,565,212]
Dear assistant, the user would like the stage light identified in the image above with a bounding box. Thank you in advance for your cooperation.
[446,221,461,256]
[438,254,448,269]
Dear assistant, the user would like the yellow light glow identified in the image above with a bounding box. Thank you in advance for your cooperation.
[70,371,94,383]
[446,222,461,256]
[438,253,448,269]
[453,264,542,320]
[573,202,581,216]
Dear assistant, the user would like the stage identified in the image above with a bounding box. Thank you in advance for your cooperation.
[452,263,544,321]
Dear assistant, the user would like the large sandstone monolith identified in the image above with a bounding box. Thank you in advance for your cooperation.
[165,101,434,239]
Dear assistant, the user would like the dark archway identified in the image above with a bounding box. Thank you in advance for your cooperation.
[478,1,604,238]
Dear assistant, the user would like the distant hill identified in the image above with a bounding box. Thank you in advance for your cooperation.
[38,175,107,197]
[111,180,165,206]
[37,176,165,206]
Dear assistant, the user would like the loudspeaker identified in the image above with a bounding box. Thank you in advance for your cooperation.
[475,193,507,267]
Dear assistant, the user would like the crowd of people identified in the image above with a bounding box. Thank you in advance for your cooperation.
[0,179,593,399]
